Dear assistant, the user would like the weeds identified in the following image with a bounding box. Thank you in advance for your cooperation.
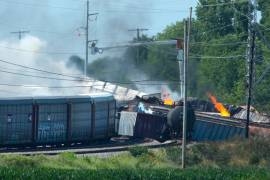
[165,136,270,168]
[128,146,149,157]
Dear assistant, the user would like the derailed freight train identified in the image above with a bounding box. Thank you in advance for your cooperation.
[0,93,248,147]
[0,94,116,147]
[117,95,246,142]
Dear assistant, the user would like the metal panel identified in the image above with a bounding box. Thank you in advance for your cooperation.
[206,123,215,140]
[35,96,68,104]
[192,120,200,140]
[94,101,108,138]
[0,103,32,145]
[37,104,67,143]
[108,101,116,135]
[209,124,219,141]
[71,102,92,141]
[91,94,114,103]
[227,126,237,138]
[196,121,207,141]
[67,103,72,142]
[216,125,226,140]
[193,117,245,142]
[223,126,231,139]
[0,97,33,105]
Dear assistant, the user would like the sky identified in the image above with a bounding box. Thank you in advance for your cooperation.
[0,0,198,62]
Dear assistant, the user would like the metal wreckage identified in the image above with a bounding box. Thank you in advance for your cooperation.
[116,93,270,142]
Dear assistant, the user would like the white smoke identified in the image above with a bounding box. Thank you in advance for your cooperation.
[0,35,90,97]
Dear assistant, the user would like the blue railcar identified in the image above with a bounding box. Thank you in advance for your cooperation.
[0,98,33,145]
[0,94,116,147]
[193,113,245,141]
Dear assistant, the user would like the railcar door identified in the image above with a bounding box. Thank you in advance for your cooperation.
[71,102,92,142]
[0,103,32,145]
[37,103,67,144]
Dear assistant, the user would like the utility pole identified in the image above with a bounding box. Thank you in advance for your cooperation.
[84,0,98,77]
[182,19,188,169]
[128,28,149,41]
[128,28,148,64]
[245,0,256,138]
[10,30,30,40]
[177,39,184,98]
[85,0,90,77]
[182,7,192,169]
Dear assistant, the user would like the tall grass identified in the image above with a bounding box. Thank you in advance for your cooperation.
[0,166,269,180]
[0,136,269,178]
[165,136,270,168]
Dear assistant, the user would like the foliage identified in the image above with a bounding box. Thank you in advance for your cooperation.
[128,146,149,157]
[67,1,270,113]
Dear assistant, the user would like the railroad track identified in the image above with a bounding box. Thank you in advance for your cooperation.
[0,139,178,156]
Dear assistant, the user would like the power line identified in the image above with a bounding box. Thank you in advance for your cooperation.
[95,9,188,14]
[190,55,246,59]
[10,30,30,40]
[190,41,247,46]
[0,45,83,55]
[0,69,88,82]
[0,0,83,12]
[0,58,180,84]
[0,59,85,80]
[254,62,270,87]
[198,0,247,7]
[0,68,181,85]
[192,19,247,38]
[0,81,180,89]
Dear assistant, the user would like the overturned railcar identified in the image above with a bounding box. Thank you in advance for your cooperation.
[0,94,116,147]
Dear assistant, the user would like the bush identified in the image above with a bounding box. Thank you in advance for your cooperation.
[128,146,149,157]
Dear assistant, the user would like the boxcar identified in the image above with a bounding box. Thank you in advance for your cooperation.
[0,97,33,145]
[0,94,116,147]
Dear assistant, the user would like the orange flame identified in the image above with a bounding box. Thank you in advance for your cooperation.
[207,93,231,117]
[164,99,174,106]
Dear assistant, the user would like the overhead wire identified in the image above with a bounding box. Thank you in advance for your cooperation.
[0,0,83,12]
[0,45,83,55]
[190,55,246,59]
[0,58,85,80]
[0,81,180,89]
[197,0,248,7]
[0,57,180,84]
[191,18,247,38]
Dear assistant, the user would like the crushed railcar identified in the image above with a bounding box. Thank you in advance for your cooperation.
[116,95,251,142]
[0,94,116,147]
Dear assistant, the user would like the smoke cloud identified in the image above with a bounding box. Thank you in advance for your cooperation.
[0,35,90,97]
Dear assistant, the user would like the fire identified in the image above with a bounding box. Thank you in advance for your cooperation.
[161,87,174,105]
[207,93,231,117]
[164,99,174,106]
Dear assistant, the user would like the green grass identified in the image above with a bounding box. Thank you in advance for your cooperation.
[0,136,269,179]
[0,167,269,180]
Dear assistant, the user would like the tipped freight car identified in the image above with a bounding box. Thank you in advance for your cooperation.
[0,94,116,147]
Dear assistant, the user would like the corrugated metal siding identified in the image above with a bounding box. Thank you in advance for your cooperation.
[108,101,116,136]
[37,104,67,143]
[71,103,92,141]
[193,116,245,141]
[0,104,32,145]
[0,94,115,146]
[94,101,108,138]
